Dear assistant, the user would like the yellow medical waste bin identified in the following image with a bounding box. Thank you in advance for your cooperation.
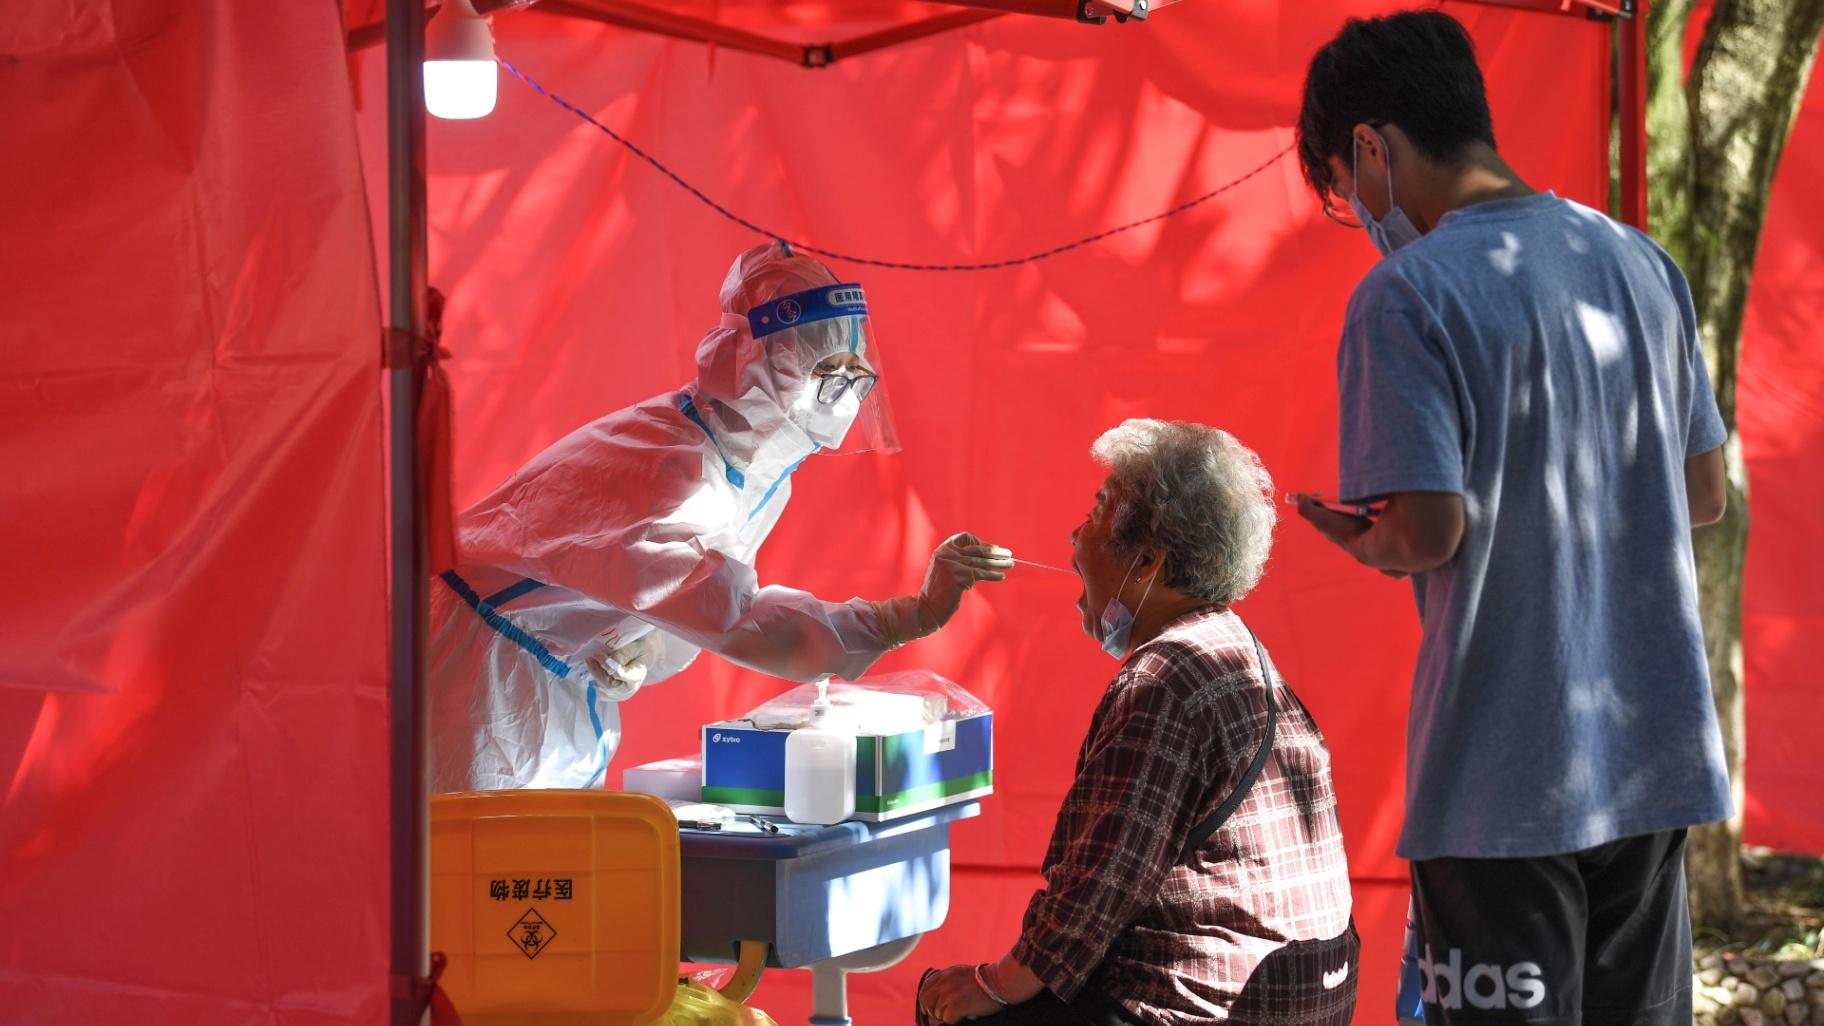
[431,789,680,1026]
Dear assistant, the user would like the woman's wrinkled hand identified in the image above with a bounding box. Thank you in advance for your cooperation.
[916,964,1003,1024]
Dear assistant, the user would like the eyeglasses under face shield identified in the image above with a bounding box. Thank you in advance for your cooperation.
[812,366,877,405]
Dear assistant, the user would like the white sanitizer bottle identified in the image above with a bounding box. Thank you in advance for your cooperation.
[784,678,856,826]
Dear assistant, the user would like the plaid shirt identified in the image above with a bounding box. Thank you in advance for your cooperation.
[1012,609,1355,1025]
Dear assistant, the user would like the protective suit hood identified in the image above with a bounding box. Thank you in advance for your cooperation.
[691,243,838,463]
[691,242,897,463]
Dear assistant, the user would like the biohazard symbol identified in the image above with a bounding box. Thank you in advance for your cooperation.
[508,908,557,960]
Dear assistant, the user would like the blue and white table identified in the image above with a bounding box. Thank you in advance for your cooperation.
[678,801,980,1025]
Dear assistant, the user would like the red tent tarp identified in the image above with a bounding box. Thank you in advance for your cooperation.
[0,2,387,1023]
[3,1,1819,1024]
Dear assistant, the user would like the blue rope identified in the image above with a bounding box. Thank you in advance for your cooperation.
[497,56,1293,273]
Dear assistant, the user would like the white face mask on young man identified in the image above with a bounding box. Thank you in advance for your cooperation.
[1350,129,1423,257]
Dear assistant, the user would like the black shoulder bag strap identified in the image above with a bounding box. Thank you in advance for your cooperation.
[1179,624,1278,862]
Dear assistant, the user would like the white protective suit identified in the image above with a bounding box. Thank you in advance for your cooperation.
[428,243,1004,792]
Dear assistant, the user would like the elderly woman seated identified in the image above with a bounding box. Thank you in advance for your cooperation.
[917,419,1358,1026]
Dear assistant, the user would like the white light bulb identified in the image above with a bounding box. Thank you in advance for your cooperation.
[424,60,496,119]
[424,0,496,120]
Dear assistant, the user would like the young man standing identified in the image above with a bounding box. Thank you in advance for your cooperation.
[1292,11,1731,1025]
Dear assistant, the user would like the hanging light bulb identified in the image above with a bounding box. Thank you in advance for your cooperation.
[423,0,496,120]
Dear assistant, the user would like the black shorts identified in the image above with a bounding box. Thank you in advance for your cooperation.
[1410,828,1691,1026]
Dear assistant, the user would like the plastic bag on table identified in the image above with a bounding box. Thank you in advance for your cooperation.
[734,669,988,735]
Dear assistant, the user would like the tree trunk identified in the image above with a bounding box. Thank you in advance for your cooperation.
[1643,0,1824,931]
[1687,458,1748,929]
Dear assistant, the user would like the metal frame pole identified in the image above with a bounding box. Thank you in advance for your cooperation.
[385,0,431,1023]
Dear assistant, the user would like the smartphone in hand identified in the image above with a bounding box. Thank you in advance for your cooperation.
[1284,492,1384,520]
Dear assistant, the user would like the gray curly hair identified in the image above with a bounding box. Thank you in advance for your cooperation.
[1090,419,1277,606]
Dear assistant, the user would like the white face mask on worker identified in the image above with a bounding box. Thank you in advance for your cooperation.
[787,381,863,449]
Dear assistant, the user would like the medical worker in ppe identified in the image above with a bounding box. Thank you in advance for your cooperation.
[429,242,1013,792]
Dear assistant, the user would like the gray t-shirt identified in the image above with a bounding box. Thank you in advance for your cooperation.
[1337,192,1732,860]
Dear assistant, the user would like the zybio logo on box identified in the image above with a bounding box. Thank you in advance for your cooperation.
[710,732,739,744]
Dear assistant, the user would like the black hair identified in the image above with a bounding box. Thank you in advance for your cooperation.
[1296,9,1496,202]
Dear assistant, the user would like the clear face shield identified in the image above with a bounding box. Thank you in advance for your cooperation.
[746,282,901,455]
